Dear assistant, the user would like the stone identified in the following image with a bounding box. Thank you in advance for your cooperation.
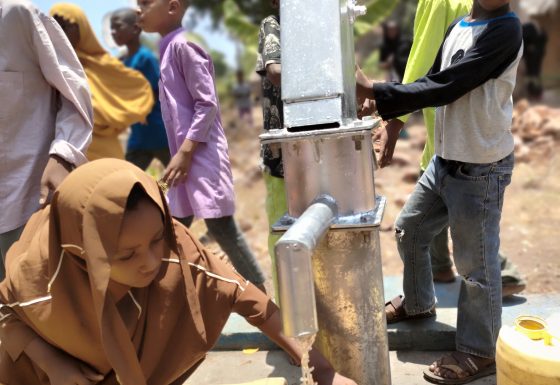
[238,219,253,232]
[402,169,419,184]
[380,223,394,232]
[515,142,531,163]
[394,197,406,208]
[243,167,263,186]
[518,109,543,141]
[542,118,560,139]
[390,154,412,167]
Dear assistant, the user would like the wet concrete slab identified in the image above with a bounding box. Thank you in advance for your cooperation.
[184,350,497,385]
[216,276,560,351]
[384,276,560,350]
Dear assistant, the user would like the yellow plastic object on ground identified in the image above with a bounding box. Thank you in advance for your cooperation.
[497,314,560,385]
[221,379,288,385]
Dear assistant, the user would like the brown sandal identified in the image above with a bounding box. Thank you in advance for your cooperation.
[423,352,496,384]
[385,295,436,324]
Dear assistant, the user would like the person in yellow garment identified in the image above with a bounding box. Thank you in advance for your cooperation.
[50,3,153,161]
[370,0,525,297]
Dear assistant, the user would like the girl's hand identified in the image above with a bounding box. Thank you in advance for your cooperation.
[308,348,358,385]
[162,150,193,187]
[255,311,358,385]
[329,373,358,385]
[162,139,199,187]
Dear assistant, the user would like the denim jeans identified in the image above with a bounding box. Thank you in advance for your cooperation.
[420,170,524,287]
[429,226,453,273]
[177,215,266,285]
[395,153,514,358]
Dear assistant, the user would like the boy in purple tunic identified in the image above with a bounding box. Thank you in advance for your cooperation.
[136,0,266,291]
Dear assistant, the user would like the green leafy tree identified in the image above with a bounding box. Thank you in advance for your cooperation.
[210,49,229,78]
[219,0,403,48]
[220,0,403,72]
[210,0,408,89]
[191,0,274,25]
[223,0,259,74]
[192,0,403,29]
[354,0,401,37]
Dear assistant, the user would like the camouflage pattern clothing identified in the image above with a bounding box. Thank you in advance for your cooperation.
[256,15,283,178]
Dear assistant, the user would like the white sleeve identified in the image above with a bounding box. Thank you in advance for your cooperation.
[31,10,93,165]
[49,96,90,166]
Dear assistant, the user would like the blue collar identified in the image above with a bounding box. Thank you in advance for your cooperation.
[460,12,517,27]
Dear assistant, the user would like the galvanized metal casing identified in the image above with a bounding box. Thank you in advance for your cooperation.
[280,0,358,129]
[273,0,391,383]
[313,229,391,385]
[281,130,377,217]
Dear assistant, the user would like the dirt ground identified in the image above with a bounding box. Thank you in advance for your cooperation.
[188,100,560,297]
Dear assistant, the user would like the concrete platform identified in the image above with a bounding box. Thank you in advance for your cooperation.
[216,276,560,351]
[184,350,497,385]
[384,276,560,350]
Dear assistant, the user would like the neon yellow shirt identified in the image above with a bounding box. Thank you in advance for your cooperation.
[397,0,472,170]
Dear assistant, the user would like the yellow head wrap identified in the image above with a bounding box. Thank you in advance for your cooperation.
[50,4,154,159]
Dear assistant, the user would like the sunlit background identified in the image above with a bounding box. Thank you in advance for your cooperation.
[31,0,560,296]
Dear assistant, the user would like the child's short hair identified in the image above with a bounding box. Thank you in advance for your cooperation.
[112,7,138,26]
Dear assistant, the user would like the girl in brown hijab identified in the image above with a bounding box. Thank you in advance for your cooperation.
[0,159,356,385]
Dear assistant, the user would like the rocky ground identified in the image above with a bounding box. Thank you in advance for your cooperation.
[183,98,560,296]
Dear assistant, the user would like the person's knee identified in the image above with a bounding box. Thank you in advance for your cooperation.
[395,214,443,253]
[394,225,406,243]
[394,197,428,238]
[394,214,411,243]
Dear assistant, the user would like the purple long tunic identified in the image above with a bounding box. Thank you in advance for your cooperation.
[159,28,235,219]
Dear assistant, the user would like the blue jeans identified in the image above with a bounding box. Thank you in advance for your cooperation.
[395,153,514,358]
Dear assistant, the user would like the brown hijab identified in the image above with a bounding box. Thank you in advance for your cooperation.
[0,159,276,385]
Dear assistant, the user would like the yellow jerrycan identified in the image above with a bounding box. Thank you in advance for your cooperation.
[497,314,560,385]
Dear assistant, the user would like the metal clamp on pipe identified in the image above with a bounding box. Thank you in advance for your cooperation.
[274,195,338,338]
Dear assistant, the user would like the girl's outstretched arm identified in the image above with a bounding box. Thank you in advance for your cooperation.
[257,310,358,385]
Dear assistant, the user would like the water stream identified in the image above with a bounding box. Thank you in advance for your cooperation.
[295,333,317,385]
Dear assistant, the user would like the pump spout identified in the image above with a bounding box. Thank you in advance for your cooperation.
[274,195,338,338]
